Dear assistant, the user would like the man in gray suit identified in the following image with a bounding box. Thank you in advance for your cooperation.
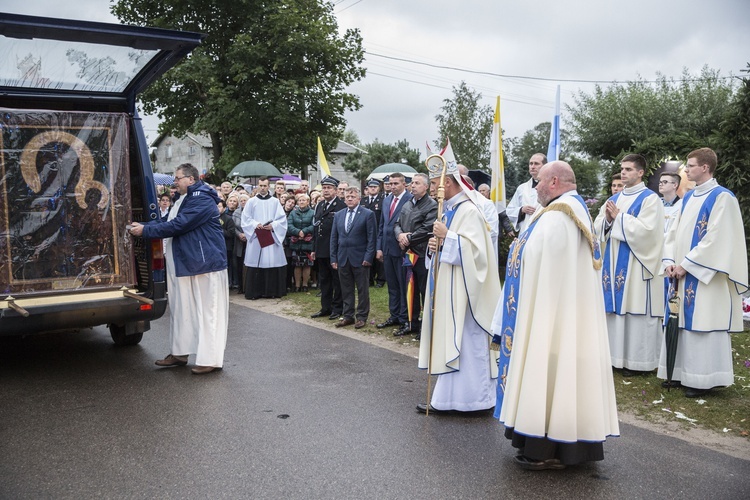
[330,187,378,329]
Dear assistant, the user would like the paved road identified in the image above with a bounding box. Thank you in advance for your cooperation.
[1,301,748,499]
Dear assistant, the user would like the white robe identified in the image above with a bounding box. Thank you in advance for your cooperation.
[418,192,501,411]
[658,178,748,389]
[164,195,229,367]
[497,192,619,443]
[594,183,665,371]
[241,195,288,268]
[506,178,540,233]
[477,194,500,261]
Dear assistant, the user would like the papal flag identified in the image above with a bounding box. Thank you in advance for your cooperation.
[489,96,506,212]
[317,137,332,177]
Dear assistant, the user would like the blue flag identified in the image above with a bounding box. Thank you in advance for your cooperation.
[546,85,561,161]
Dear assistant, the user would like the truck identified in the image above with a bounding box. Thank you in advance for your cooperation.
[0,13,203,345]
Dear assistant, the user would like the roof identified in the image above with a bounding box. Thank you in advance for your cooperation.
[150,131,212,149]
[331,140,367,155]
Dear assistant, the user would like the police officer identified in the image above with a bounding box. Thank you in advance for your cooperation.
[310,176,347,319]
[360,178,386,287]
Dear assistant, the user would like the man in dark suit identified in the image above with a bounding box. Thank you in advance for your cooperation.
[330,186,377,329]
[360,179,386,287]
[311,176,346,320]
[376,172,414,331]
[394,173,437,337]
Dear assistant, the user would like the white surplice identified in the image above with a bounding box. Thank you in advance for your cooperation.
[594,183,665,371]
[241,195,288,268]
[658,178,748,389]
[418,192,501,411]
[506,178,540,233]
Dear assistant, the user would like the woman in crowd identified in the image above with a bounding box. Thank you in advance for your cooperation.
[287,194,314,292]
[282,196,297,292]
[233,193,250,294]
[225,193,240,288]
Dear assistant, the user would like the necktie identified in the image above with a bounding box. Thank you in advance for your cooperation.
[389,197,399,218]
[346,209,354,233]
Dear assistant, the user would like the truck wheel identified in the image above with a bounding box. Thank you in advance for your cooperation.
[110,324,144,346]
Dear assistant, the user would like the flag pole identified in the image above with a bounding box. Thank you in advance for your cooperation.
[424,153,448,416]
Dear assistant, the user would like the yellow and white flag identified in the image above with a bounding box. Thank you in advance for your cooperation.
[317,137,331,177]
[489,96,506,212]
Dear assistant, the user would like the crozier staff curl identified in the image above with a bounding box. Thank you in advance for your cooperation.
[20,130,110,210]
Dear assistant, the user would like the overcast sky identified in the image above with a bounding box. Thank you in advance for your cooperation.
[2,0,749,159]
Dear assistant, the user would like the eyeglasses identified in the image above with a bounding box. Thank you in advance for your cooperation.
[658,180,675,185]
[174,175,191,181]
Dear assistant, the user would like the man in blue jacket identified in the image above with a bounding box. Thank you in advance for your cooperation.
[129,163,229,375]
[330,186,377,329]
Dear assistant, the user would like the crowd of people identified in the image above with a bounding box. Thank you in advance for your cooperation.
[134,146,747,471]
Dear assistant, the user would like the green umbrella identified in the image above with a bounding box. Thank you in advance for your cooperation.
[664,278,681,390]
[368,163,418,181]
[229,160,282,178]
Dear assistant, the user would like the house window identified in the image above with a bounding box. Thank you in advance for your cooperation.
[166,145,172,159]
[188,145,196,156]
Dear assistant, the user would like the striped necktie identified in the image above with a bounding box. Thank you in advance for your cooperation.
[346,209,354,233]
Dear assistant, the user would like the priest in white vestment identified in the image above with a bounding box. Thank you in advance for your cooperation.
[494,161,619,470]
[417,162,501,413]
[242,177,288,299]
[506,153,544,233]
[594,154,665,374]
[662,148,748,398]
[129,163,229,375]
[459,165,499,261]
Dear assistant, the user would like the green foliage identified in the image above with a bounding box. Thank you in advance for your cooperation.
[568,66,737,170]
[715,65,750,270]
[111,0,365,176]
[435,82,493,170]
[342,139,423,182]
[341,129,362,148]
[567,155,603,200]
[505,122,550,195]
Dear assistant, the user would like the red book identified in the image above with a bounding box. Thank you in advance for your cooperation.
[255,227,275,248]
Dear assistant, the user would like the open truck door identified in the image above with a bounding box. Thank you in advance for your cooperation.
[0,14,203,345]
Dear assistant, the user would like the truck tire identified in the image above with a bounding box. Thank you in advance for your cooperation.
[110,324,144,346]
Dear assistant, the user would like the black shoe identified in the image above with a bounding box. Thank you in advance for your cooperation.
[661,380,681,389]
[514,455,566,471]
[315,291,322,297]
[329,313,341,320]
[414,333,421,341]
[394,324,411,337]
[376,318,398,329]
[374,282,385,288]
[416,403,448,414]
[301,286,308,292]
[684,387,711,398]
[620,368,644,377]
[311,310,332,318]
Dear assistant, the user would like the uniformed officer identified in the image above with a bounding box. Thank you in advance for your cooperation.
[310,176,347,319]
[360,178,386,287]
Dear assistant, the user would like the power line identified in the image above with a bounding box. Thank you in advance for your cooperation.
[336,0,366,14]
[367,51,734,84]
[367,72,554,109]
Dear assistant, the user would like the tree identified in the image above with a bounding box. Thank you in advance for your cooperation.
[715,64,750,269]
[435,82,493,170]
[342,139,422,182]
[568,66,737,170]
[112,0,365,177]
[340,129,362,148]
[567,155,603,200]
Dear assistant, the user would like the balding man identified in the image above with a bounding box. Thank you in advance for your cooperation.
[506,153,545,233]
[494,161,619,470]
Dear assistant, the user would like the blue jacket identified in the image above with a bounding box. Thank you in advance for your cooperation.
[142,181,227,277]
[331,206,377,267]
